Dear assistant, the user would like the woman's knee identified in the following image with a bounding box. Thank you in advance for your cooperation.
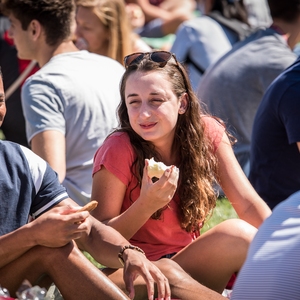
[217,219,257,245]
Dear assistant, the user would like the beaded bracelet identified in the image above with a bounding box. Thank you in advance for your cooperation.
[118,245,145,266]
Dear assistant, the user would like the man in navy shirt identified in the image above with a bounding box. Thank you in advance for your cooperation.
[249,56,300,209]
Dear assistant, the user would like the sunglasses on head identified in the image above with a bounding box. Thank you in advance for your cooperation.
[124,51,178,68]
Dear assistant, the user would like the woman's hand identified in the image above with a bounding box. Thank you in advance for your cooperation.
[139,159,179,213]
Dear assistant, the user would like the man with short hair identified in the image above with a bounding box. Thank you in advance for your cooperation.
[1,0,125,206]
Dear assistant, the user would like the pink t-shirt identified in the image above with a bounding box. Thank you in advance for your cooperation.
[93,116,224,260]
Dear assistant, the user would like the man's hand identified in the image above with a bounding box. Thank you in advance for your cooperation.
[30,206,92,248]
[122,249,171,300]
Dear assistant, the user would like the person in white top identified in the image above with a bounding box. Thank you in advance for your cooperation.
[171,0,251,91]
[3,0,125,206]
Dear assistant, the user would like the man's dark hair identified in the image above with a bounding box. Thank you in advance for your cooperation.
[212,0,249,25]
[268,0,300,23]
[0,0,75,46]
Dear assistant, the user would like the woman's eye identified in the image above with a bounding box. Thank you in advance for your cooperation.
[151,99,163,104]
[129,100,139,105]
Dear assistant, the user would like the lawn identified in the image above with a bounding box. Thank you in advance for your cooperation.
[0,129,4,140]
[201,197,238,233]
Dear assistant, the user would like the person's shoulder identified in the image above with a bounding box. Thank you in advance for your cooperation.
[201,115,224,128]
[94,131,133,165]
[237,27,292,52]
[178,15,225,35]
[99,132,134,156]
[105,131,130,145]
[200,115,225,152]
[0,140,47,172]
[0,139,21,154]
[80,50,125,69]
[181,15,218,28]
[270,57,300,87]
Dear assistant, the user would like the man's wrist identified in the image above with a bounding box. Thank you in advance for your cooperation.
[118,245,145,266]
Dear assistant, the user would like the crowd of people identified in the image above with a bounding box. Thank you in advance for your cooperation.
[0,0,299,299]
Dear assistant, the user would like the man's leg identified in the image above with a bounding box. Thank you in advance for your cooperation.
[103,259,225,300]
[0,241,129,300]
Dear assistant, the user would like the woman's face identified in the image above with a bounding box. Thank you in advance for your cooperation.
[125,70,187,148]
[75,6,109,55]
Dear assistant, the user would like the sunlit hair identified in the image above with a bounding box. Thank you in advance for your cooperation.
[1,0,74,46]
[212,0,249,25]
[114,54,221,233]
[75,0,133,65]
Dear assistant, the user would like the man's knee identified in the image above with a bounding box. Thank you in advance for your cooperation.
[30,241,77,267]
[154,259,192,287]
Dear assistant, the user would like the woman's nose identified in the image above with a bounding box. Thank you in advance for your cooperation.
[139,103,151,118]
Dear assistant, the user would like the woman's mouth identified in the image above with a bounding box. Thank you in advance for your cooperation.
[139,122,157,129]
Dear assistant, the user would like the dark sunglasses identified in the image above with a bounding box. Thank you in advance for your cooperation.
[124,51,178,68]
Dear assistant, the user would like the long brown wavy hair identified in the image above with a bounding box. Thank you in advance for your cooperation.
[114,54,221,233]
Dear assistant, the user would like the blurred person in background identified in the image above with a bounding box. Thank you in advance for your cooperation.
[0,12,38,147]
[197,0,299,177]
[1,0,125,206]
[75,0,151,66]
[125,0,196,38]
[243,0,271,27]
[171,0,252,91]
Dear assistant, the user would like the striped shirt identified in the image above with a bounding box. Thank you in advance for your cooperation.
[231,191,300,300]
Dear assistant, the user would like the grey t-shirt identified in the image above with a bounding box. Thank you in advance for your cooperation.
[22,50,125,205]
[171,15,238,91]
[197,28,297,164]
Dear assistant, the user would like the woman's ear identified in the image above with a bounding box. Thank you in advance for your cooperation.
[179,93,188,114]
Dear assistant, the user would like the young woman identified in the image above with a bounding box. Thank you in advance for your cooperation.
[75,0,151,65]
[91,51,271,297]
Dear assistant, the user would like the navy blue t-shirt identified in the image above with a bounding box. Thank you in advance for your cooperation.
[0,140,68,235]
[249,57,300,209]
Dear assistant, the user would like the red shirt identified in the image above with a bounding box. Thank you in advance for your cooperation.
[93,116,224,260]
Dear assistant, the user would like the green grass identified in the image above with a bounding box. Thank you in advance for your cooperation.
[84,251,103,268]
[0,129,4,140]
[201,197,238,234]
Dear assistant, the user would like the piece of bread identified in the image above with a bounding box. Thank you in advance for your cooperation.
[78,200,98,212]
[147,157,170,179]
